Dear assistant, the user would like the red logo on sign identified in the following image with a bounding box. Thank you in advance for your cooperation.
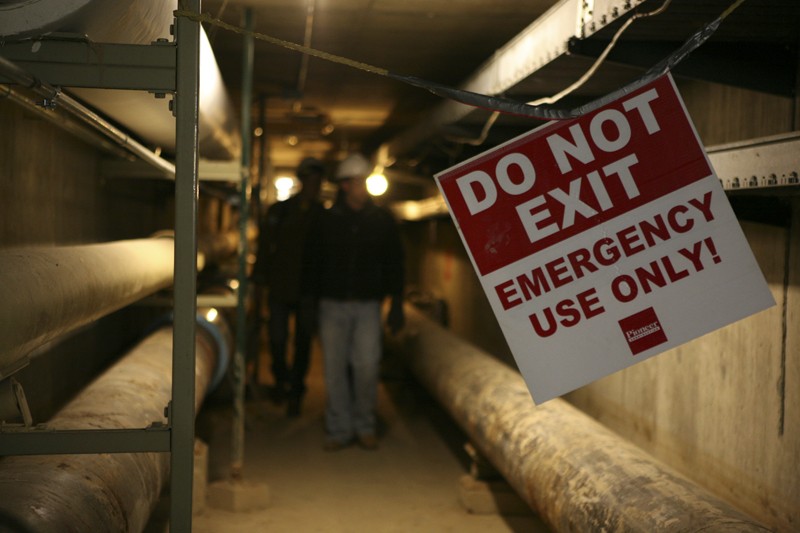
[619,307,667,355]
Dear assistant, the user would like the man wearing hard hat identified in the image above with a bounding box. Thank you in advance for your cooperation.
[306,153,405,451]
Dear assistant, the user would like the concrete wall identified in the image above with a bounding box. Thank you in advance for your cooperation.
[406,80,799,532]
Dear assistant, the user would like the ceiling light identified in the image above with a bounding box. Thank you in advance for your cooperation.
[366,173,388,196]
[274,175,298,201]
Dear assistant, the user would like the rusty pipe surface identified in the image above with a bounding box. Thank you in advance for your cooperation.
[0,239,176,378]
[0,322,219,533]
[399,305,770,532]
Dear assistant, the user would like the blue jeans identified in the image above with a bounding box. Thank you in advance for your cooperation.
[319,299,382,442]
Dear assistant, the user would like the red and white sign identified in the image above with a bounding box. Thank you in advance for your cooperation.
[435,74,774,403]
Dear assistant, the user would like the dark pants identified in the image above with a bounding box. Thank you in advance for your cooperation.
[268,294,317,399]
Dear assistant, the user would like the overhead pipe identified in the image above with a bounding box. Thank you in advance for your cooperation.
[0,312,230,533]
[0,232,240,379]
[0,0,240,161]
[397,304,770,532]
[198,229,240,267]
[0,238,175,378]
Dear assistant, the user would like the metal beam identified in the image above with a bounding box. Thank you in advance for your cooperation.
[171,0,201,528]
[99,158,241,182]
[231,7,255,480]
[0,428,171,455]
[568,39,797,97]
[382,0,646,162]
[707,132,800,192]
[0,39,176,92]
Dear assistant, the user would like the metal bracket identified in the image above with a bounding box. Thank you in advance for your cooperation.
[0,378,33,427]
[38,86,61,110]
[0,356,30,381]
[164,401,172,425]
[707,132,800,193]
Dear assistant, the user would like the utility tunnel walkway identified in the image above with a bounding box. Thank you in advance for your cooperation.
[142,302,772,532]
[149,331,549,532]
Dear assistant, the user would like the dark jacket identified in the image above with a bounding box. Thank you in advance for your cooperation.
[253,194,324,302]
[306,198,404,302]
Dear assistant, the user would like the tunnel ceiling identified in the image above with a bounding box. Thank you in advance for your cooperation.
[204,0,799,192]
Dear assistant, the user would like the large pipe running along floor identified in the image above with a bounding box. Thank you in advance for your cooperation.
[397,304,771,532]
[0,321,221,533]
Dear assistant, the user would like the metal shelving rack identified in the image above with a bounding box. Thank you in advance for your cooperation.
[0,1,203,529]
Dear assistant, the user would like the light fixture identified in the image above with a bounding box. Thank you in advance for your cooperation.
[274,175,298,201]
[253,126,264,137]
[366,173,388,196]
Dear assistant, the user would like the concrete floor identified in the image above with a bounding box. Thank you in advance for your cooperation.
[158,339,550,532]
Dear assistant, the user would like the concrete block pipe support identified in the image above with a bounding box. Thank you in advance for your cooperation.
[0,315,226,533]
[397,304,770,532]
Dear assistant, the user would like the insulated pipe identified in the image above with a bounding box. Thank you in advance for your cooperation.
[0,0,241,161]
[398,305,771,532]
[0,317,225,533]
[0,232,241,379]
[198,229,239,266]
[0,238,177,378]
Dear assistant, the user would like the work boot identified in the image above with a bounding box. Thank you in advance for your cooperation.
[286,395,302,418]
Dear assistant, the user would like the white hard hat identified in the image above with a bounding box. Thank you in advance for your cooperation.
[335,153,371,180]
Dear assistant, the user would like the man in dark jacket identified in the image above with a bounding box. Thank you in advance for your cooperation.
[306,153,405,451]
[253,157,325,417]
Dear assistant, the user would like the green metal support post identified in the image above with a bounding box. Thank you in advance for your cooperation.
[172,0,201,529]
[232,7,254,479]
